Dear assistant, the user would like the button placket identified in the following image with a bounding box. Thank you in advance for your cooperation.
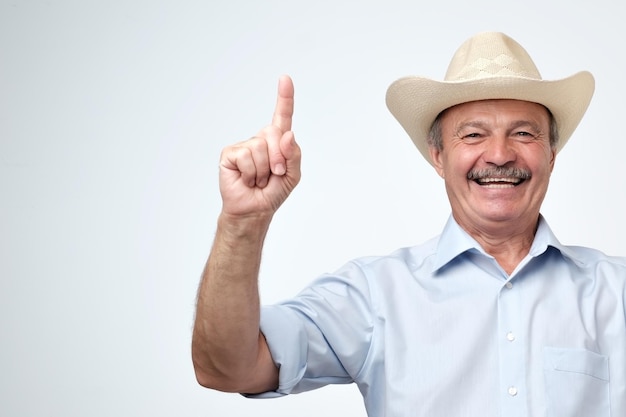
[497,277,527,416]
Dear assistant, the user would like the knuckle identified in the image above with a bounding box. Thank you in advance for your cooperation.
[246,136,268,153]
[258,125,282,139]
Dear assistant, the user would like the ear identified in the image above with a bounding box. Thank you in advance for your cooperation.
[429,145,446,178]
[549,148,556,173]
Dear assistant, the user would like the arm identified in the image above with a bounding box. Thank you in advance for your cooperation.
[192,75,301,393]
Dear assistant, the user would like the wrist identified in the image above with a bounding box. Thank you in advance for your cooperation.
[216,211,273,242]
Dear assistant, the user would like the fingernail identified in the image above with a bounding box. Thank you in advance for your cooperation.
[274,163,286,176]
[257,176,267,188]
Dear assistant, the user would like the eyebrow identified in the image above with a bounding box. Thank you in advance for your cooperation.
[508,120,543,133]
[456,119,544,133]
[456,121,488,131]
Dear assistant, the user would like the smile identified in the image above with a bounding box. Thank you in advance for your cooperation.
[474,177,525,188]
[467,167,531,188]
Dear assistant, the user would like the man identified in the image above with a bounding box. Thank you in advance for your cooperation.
[192,32,626,416]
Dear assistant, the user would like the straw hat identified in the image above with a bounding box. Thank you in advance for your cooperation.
[385,31,595,165]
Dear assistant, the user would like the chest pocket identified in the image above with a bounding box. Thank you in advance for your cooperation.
[543,347,610,417]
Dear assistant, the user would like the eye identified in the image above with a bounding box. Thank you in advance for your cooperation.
[462,132,483,140]
[456,124,487,142]
[512,130,537,142]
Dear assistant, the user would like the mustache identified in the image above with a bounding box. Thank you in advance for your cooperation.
[467,167,531,180]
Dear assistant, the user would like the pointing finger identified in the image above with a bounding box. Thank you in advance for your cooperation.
[257,124,286,176]
[271,74,294,133]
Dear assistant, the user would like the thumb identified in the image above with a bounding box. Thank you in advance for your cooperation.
[279,131,301,180]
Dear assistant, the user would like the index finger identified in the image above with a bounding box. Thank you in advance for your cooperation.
[271,74,294,133]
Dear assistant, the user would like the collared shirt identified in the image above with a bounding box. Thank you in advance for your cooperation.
[254,216,626,417]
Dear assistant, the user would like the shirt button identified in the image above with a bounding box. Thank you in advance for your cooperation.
[506,332,516,342]
[508,386,518,396]
[505,282,513,289]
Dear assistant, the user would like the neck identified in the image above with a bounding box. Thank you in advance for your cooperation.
[457,215,540,275]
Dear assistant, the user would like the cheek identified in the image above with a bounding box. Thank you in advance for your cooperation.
[444,152,476,178]
[438,142,486,179]
[530,149,555,177]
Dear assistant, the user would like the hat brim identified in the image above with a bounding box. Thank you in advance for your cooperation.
[385,71,595,165]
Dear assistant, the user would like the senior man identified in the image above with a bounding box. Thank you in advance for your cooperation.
[192,32,626,416]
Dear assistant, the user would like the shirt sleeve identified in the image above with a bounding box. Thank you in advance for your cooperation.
[247,260,377,398]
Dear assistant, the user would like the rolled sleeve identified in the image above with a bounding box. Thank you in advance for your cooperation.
[248,305,309,398]
[245,263,376,399]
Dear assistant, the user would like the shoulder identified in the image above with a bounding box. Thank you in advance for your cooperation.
[348,235,440,273]
[312,236,440,287]
[561,245,626,267]
[558,245,626,288]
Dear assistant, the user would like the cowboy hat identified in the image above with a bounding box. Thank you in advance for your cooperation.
[385,31,595,165]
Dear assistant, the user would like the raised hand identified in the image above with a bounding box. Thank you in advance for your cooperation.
[218,75,301,218]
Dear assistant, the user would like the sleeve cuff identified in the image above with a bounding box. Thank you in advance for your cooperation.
[243,305,307,398]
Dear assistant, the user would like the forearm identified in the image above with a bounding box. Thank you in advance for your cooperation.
[193,75,298,392]
[192,212,277,392]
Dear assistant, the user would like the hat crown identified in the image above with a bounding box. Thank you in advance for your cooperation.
[445,32,542,81]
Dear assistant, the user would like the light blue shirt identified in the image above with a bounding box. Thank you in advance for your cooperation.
[255,216,626,417]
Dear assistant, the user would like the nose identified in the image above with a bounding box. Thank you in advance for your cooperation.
[482,136,516,166]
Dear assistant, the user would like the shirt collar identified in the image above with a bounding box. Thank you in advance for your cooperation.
[530,216,585,267]
[432,214,579,273]
[432,216,480,272]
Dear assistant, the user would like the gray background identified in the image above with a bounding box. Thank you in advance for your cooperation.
[1,1,624,416]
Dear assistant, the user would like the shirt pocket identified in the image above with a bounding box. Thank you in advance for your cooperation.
[543,347,610,417]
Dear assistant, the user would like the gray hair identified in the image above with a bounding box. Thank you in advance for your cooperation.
[427,107,560,151]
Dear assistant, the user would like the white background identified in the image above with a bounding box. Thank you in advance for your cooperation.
[1,1,624,416]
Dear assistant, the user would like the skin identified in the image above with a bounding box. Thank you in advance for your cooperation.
[192,75,299,393]
[429,99,556,274]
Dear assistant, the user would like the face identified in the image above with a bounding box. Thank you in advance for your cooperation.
[429,99,556,234]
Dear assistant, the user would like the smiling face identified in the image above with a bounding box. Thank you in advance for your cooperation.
[429,99,556,236]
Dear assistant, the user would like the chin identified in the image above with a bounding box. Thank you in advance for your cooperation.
[481,209,535,224]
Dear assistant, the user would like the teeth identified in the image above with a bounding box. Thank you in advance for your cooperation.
[481,183,516,188]
[476,177,522,186]
[478,177,521,183]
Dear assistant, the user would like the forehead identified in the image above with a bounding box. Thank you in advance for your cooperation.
[440,99,551,126]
